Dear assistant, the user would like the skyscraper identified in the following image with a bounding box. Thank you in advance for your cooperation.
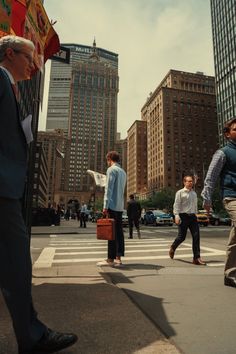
[210,0,236,145]
[46,41,118,134]
[46,41,119,204]
[141,70,218,193]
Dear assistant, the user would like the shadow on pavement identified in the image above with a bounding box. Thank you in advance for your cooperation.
[0,281,177,354]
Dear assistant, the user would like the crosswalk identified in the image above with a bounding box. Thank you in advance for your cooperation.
[33,233,225,269]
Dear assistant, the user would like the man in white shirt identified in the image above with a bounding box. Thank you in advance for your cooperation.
[169,175,206,265]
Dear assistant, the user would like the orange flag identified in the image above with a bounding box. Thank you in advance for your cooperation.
[0,0,12,37]
[0,0,60,71]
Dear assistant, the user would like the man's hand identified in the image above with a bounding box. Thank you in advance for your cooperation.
[175,215,181,225]
[103,208,108,217]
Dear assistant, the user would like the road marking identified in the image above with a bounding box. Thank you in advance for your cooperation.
[34,248,55,268]
[55,247,192,256]
[52,251,225,264]
[49,238,166,243]
[33,238,225,268]
[50,234,58,238]
[207,262,225,267]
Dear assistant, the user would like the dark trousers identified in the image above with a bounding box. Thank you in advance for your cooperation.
[171,213,200,259]
[128,217,140,237]
[107,209,125,259]
[0,198,46,352]
[80,212,86,227]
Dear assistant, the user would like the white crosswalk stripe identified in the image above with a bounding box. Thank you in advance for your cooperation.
[34,236,225,268]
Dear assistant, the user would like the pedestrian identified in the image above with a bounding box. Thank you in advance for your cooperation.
[97,151,126,267]
[0,35,77,354]
[80,203,87,228]
[127,194,141,239]
[201,117,236,288]
[169,175,206,265]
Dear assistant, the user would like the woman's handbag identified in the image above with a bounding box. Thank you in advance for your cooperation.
[96,217,115,240]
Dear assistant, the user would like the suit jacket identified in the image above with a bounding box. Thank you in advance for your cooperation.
[0,68,28,199]
[127,199,141,219]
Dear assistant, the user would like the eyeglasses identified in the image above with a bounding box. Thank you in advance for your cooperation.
[13,49,34,65]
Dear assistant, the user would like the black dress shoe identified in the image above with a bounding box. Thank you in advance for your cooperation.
[224,276,236,288]
[192,258,206,265]
[32,328,78,353]
[169,247,175,259]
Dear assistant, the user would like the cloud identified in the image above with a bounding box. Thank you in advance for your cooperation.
[39,0,214,138]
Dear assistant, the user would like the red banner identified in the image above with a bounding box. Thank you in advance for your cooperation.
[0,0,60,70]
[0,0,12,36]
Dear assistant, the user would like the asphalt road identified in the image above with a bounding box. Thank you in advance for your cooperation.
[29,221,235,354]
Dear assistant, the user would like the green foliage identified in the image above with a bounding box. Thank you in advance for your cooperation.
[140,188,175,212]
[94,198,103,212]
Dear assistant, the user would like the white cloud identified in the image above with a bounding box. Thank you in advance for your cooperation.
[39,0,214,138]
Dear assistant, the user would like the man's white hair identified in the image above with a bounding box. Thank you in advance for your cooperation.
[0,35,35,62]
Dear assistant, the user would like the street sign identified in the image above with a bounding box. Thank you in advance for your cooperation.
[51,46,70,64]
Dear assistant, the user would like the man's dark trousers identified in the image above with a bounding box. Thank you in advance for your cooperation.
[171,213,200,259]
[0,198,46,351]
[128,217,140,238]
[107,209,124,259]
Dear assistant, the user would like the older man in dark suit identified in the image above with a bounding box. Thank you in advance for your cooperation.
[0,35,77,354]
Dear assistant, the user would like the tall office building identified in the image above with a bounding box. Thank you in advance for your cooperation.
[127,121,147,198]
[37,130,66,205]
[210,0,236,145]
[46,41,119,204]
[46,40,118,134]
[141,70,218,193]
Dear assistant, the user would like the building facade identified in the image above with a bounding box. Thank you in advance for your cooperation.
[141,70,218,193]
[32,142,49,208]
[210,0,236,145]
[115,133,127,172]
[46,41,118,134]
[37,129,66,206]
[46,41,119,205]
[127,120,147,199]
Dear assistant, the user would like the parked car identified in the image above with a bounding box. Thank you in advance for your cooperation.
[122,210,129,227]
[219,216,231,226]
[199,210,231,226]
[196,213,209,227]
[143,210,173,226]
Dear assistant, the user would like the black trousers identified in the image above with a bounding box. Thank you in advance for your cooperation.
[128,217,140,237]
[80,212,87,227]
[0,198,46,352]
[171,213,200,259]
[107,209,124,259]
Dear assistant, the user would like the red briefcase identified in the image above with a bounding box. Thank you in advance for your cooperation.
[96,218,115,240]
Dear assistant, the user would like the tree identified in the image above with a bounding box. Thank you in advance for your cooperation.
[140,188,175,212]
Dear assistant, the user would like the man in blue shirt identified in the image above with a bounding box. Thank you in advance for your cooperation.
[97,151,126,267]
[202,117,236,288]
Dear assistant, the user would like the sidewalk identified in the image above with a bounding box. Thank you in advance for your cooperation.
[0,224,181,354]
[31,219,95,235]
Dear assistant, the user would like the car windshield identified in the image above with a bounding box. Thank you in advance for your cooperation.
[152,210,166,216]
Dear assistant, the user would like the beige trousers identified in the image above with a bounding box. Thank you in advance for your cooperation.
[223,199,236,277]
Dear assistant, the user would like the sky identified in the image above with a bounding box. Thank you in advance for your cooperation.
[39,0,215,138]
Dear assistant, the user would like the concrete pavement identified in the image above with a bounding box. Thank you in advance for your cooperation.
[0,222,181,354]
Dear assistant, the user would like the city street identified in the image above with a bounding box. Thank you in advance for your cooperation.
[1,220,235,354]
